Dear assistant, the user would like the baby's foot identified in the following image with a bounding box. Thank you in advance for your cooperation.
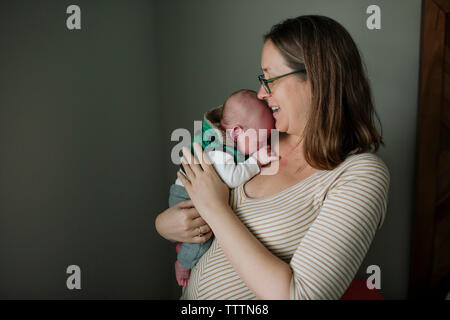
[175,261,191,287]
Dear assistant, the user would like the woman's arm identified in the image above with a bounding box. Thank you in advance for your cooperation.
[288,155,390,299]
[155,199,213,243]
[178,143,292,299]
[203,203,292,299]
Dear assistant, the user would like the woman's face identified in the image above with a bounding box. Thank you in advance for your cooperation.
[257,39,312,137]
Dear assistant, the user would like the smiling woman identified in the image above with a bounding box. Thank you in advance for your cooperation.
[155,15,390,300]
[259,16,384,169]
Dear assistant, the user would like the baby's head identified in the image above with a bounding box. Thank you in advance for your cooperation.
[220,89,274,155]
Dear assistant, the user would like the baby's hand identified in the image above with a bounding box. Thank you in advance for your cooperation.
[251,145,279,167]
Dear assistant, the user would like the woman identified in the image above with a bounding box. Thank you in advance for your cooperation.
[155,15,390,300]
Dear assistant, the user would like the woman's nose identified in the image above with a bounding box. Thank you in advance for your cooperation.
[257,85,270,100]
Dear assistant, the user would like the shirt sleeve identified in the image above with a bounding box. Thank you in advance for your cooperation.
[288,155,390,299]
[206,150,260,189]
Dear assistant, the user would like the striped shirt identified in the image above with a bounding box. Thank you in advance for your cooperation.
[180,152,390,300]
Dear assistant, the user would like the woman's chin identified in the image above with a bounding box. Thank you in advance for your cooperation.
[274,121,287,133]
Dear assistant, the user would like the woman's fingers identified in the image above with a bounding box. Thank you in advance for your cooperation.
[181,143,215,181]
[188,225,207,238]
[180,157,195,180]
[181,207,212,241]
[178,199,194,209]
[192,231,213,244]
[180,206,211,233]
[181,146,195,163]
[187,214,211,234]
[199,224,211,234]
[177,170,191,188]
[189,222,211,237]
[182,206,202,219]
[191,215,207,227]
[192,142,213,171]
[182,146,203,176]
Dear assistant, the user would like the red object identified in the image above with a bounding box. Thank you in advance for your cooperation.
[339,280,383,300]
[176,242,182,254]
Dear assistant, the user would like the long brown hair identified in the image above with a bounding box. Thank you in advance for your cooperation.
[264,15,384,170]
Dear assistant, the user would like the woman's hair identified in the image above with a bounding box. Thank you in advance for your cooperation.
[264,15,384,170]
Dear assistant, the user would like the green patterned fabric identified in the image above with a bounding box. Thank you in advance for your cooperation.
[189,106,249,163]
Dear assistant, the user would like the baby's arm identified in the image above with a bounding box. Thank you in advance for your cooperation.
[206,150,260,189]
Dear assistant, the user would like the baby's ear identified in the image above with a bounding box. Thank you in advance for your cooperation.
[230,126,243,141]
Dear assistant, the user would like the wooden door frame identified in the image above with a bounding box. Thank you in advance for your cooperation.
[410,0,449,299]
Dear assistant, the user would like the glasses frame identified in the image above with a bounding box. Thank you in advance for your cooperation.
[258,67,306,94]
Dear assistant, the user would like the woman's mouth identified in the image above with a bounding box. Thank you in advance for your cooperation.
[271,106,280,116]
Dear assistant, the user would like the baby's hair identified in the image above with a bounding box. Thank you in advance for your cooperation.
[220,89,261,130]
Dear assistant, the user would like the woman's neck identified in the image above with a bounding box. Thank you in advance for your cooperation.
[279,132,303,154]
[277,132,311,174]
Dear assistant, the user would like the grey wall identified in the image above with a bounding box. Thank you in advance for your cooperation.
[0,0,422,299]
[0,0,176,299]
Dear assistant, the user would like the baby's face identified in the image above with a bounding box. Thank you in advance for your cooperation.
[232,103,275,155]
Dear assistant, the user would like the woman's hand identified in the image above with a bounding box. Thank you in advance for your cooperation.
[155,199,213,243]
[177,143,230,222]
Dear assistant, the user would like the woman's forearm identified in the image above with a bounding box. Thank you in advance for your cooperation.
[205,205,292,300]
[155,211,176,242]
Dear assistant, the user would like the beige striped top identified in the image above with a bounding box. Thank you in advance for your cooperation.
[180,152,390,300]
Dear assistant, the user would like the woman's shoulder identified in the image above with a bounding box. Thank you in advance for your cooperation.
[337,151,390,178]
[323,151,391,229]
[321,151,391,198]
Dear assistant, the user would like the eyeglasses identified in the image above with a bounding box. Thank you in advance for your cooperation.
[257,67,306,94]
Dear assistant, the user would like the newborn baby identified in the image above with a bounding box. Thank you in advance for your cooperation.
[168,89,278,287]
